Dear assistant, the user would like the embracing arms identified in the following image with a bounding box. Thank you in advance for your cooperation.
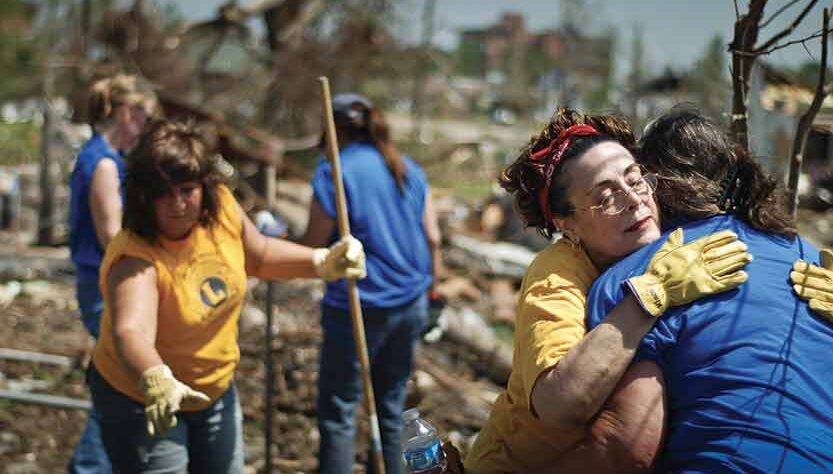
[532,229,749,433]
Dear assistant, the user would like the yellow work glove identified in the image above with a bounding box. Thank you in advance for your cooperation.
[313,235,367,281]
[139,364,210,437]
[791,249,833,324]
[627,228,752,317]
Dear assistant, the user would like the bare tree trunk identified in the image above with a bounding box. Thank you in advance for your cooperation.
[37,103,56,246]
[729,0,766,151]
[786,8,830,216]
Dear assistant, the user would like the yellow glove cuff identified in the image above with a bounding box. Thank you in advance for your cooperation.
[139,364,173,396]
[626,274,668,317]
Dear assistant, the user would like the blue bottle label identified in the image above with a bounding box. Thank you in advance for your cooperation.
[403,438,444,472]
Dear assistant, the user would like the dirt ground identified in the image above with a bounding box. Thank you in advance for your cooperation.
[0,242,493,474]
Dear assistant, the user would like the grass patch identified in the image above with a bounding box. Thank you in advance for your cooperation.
[0,120,39,166]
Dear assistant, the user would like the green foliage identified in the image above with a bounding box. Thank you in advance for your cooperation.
[795,61,833,89]
[0,0,43,101]
[457,38,483,77]
[0,120,40,166]
[689,34,730,124]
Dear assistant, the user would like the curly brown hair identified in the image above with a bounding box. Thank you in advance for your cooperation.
[123,120,223,243]
[639,106,795,237]
[499,108,637,238]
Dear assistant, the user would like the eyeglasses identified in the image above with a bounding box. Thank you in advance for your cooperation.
[577,173,658,216]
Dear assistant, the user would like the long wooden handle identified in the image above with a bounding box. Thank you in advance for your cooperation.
[318,76,386,474]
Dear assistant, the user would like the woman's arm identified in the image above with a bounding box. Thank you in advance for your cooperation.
[544,360,667,474]
[242,203,319,280]
[107,256,162,380]
[531,293,655,432]
[423,191,446,290]
[89,159,122,249]
[533,228,750,433]
[300,198,336,248]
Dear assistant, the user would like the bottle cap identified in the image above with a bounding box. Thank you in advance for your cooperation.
[402,407,420,422]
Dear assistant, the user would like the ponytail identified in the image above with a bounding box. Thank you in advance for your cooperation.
[333,98,407,194]
[368,108,406,193]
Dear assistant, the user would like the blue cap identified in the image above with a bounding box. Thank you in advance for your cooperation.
[332,93,373,123]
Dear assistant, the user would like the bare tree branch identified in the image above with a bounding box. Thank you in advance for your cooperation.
[761,0,801,28]
[734,0,740,20]
[755,0,819,53]
[729,0,767,150]
[786,7,830,215]
[733,27,830,56]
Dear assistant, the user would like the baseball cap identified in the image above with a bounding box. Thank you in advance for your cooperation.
[332,93,373,124]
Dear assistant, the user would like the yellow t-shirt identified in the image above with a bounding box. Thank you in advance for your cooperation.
[465,238,599,473]
[92,185,247,410]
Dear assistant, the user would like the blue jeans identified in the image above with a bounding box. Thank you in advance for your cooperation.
[69,277,111,474]
[76,276,104,339]
[89,364,244,474]
[317,294,428,474]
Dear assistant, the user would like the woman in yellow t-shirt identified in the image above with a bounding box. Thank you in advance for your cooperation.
[88,120,366,474]
[463,108,752,473]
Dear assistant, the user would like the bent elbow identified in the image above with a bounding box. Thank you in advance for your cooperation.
[533,389,595,434]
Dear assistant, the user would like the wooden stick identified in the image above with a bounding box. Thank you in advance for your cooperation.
[318,76,386,474]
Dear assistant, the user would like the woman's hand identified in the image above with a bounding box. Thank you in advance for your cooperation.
[791,249,833,323]
[627,228,752,317]
[139,364,210,436]
[313,235,367,281]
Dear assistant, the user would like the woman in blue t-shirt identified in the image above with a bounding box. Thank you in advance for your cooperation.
[301,93,444,474]
[67,73,156,474]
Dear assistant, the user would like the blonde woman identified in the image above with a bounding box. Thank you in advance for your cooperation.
[68,73,156,473]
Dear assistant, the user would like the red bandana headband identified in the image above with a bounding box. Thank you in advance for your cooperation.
[531,123,600,227]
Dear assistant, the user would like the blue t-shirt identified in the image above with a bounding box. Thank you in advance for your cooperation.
[69,133,124,281]
[311,142,432,309]
[587,215,833,473]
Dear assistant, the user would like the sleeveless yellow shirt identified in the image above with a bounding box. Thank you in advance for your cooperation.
[465,239,599,473]
[93,185,247,410]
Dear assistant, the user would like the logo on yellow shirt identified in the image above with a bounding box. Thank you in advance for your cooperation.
[200,277,228,308]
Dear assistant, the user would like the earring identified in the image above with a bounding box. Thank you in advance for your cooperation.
[565,232,581,249]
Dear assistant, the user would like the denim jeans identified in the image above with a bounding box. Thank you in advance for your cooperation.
[76,276,104,339]
[317,293,428,474]
[68,277,111,474]
[89,364,244,474]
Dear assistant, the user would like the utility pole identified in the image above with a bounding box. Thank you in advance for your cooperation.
[411,0,435,142]
[37,0,60,246]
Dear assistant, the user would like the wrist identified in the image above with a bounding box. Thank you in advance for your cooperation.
[312,248,329,278]
[139,364,172,393]
[625,274,667,318]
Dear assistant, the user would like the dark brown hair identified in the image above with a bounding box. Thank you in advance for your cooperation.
[123,120,222,243]
[499,108,637,238]
[639,106,795,237]
[333,102,407,193]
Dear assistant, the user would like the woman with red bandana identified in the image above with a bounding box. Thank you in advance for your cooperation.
[463,108,752,473]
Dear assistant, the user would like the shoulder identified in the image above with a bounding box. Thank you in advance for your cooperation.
[110,230,155,258]
[214,184,242,233]
[109,255,154,281]
[524,239,597,293]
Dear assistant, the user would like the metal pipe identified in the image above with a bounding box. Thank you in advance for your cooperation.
[0,389,91,411]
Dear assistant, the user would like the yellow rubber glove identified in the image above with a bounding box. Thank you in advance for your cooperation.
[627,228,752,317]
[791,249,833,324]
[139,364,210,437]
[313,235,367,281]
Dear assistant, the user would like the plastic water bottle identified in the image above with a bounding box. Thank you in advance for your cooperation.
[401,408,446,474]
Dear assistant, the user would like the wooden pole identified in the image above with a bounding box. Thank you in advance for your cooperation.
[264,160,277,474]
[318,76,386,474]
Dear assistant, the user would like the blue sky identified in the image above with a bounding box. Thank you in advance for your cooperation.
[177,0,829,78]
